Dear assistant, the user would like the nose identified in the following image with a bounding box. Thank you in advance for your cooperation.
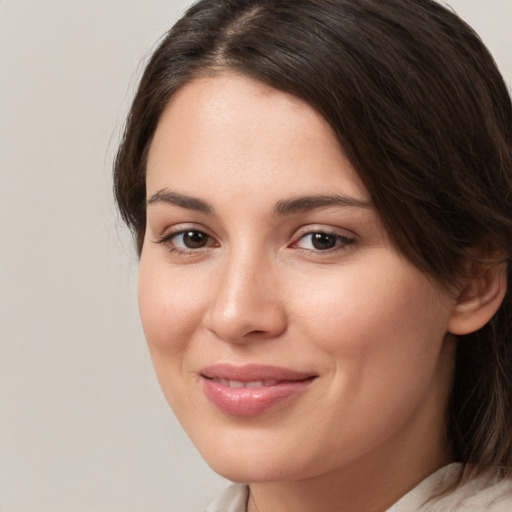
[204,250,288,343]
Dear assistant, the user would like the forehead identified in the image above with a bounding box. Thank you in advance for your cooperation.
[146,73,368,204]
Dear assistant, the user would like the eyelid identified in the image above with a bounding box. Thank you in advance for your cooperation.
[289,225,356,252]
[292,224,356,241]
[152,224,219,252]
[153,222,212,240]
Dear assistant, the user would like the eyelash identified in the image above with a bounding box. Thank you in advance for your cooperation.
[154,228,355,256]
[154,229,217,255]
[290,230,355,254]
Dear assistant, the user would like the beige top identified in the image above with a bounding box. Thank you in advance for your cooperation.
[202,463,512,512]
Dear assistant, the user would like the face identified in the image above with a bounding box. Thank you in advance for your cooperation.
[139,74,458,485]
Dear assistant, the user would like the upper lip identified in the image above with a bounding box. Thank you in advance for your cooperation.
[200,364,316,382]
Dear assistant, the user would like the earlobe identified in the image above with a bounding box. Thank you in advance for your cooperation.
[448,259,507,336]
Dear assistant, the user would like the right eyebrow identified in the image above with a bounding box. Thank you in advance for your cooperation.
[146,189,214,214]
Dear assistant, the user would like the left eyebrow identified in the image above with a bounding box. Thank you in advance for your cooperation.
[274,194,372,216]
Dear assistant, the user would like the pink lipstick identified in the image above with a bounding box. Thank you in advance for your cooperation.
[200,364,316,416]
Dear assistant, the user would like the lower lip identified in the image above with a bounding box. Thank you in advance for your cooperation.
[201,377,314,416]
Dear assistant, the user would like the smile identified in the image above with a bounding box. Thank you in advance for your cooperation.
[200,364,316,416]
[210,378,279,388]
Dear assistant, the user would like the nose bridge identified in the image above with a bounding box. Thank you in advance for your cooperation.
[206,244,286,342]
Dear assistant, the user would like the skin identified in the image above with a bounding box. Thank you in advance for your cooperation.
[139,73,461,512]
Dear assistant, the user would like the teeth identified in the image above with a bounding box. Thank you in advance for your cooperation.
[211,378,278,388]
[246,381,263,388]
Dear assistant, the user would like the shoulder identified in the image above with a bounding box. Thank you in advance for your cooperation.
[389,463,512,512]
[201,484,249,512]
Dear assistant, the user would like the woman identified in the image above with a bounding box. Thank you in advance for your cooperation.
[114,0,512,510]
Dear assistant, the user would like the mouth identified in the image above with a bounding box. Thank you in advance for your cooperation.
[208,378,281,388]
[199,364,317,416]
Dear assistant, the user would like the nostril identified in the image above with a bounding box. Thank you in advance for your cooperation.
[244,329,274,338]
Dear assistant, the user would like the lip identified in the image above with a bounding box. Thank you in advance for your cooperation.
[200,364,317,416]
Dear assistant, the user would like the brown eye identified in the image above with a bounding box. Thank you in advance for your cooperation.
[292,231,355,253]
[310,233,337,250]
[180,230,209,249]
[155,229,214,252]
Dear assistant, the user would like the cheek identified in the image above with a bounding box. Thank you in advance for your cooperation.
[293,258,452,375]
[137,257,206,383]
[288,263,454,456]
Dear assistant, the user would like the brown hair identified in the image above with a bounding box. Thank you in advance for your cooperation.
[114,0,512,472]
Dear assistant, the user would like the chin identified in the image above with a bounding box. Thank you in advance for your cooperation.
[189,426,324,484]
[206,455,298,484]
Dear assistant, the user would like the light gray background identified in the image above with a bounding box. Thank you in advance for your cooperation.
[0,1,510,511]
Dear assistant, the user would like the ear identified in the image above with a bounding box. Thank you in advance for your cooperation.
[448,258,507,336]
